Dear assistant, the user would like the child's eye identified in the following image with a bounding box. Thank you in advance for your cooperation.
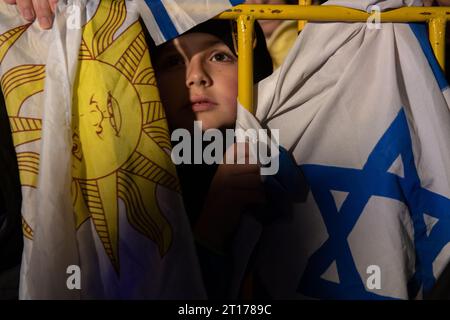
[210,52,234,63]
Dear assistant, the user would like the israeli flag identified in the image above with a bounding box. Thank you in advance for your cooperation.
[138,0,244,45]
[236,0,450,299]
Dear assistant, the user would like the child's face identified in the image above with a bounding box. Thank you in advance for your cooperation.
[153,32,238,132]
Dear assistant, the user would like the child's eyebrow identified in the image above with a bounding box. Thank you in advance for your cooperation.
[203,39,228,49]
[154,38,230,62]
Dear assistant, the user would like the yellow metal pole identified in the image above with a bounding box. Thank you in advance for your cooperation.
[237,15,255,114]
[219,5,450,70]
[236,11,254,289]
[298,0,312,32]
[218,5,450,23]
[429,17,447,71]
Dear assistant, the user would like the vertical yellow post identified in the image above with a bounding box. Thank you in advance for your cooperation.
[237,15,255,113]
[237,16,255,295]
[298,0,312,32]
[429,17,447,71]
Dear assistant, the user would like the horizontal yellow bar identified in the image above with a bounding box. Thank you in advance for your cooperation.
[217,5,450,22]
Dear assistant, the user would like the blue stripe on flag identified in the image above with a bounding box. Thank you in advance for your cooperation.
[229,0,244,5]
[409,23,449,91]
[144,0,179,41]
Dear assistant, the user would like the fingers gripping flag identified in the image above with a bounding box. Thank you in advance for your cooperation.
[138,0,244,45]
[235,0,450,299]
[0,0,205,299]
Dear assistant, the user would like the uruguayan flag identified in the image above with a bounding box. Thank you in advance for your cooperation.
[138,0,244,45]
[0,0,205,299]
[236,0,450,299]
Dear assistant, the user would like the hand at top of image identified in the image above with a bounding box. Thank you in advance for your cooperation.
[3,0,58,29]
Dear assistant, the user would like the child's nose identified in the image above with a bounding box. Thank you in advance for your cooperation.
[186,60,212,88]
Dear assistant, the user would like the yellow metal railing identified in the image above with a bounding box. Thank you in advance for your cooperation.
[217,4,450,113]
[298,0,312,32]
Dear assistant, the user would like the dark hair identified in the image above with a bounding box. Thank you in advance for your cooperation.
[146,19,273,84]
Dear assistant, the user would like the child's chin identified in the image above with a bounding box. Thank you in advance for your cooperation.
[195,116,235,132]
[199,123,217,132]
[200,122,233,132]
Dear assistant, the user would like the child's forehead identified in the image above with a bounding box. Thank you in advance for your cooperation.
[160,33,228,53]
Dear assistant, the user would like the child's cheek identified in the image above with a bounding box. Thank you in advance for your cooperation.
[225,71,238,105]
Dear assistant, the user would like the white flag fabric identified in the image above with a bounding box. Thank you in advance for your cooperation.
[138,0,244,45]
[0,0,205,299]
[324,0,422,11]
[236,0,450,299]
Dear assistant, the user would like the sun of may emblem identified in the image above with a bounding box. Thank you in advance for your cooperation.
[0,0,180,272]
[71,0,180,271]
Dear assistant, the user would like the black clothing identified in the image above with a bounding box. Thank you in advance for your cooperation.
[0,89,23,273]
[0,87,22,300]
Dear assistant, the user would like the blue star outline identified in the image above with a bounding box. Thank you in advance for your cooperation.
[298,108,450,299]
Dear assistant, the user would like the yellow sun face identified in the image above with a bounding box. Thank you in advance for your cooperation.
[70,0,180,270]
[72,60,143,179]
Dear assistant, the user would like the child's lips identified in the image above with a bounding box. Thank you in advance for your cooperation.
[191,102,216,112]
[190,96,217,112]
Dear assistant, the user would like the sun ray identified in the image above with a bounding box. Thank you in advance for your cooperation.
[143,119,172,151]
[79,39,93,60]
[122,151,180,192]
[0,24,30,63]
[135,132,177,178]
[96,174,120,271]
[82,0,127,59]
[1,65,45,116]
[9,116,42,147]
[98,18,142,66]
[114,29,147,81]
[134,84,159,103]
[16,152,39,188]
[1,65,45,98]
[77,175,119,272]
[134,66,156,86]
[72,179,91,229]
[117,170,172,256]
[22,217,33,240]
[142,101,165,124]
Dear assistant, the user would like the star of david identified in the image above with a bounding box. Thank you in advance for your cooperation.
[297,109,450,299]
